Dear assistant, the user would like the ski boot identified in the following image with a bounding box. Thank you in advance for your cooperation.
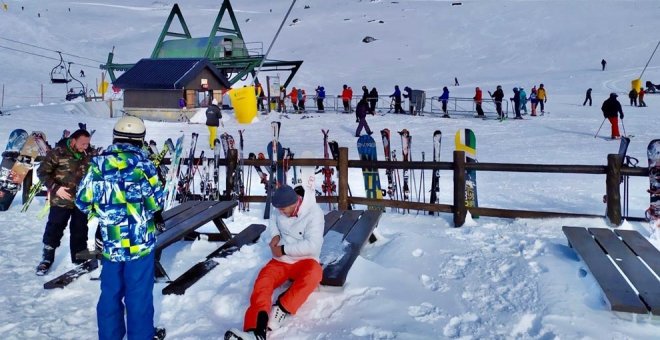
[35,245,55,276]
[225,311,268,340]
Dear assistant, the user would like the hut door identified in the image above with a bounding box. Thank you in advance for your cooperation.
[185,90,195,109]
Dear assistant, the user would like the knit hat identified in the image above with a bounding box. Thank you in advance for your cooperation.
[272,185,299,208]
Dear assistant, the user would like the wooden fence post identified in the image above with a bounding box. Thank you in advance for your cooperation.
[606,153,622,226]
[453,150,466,227]
[226,149,238,200]
[338,147,349,210]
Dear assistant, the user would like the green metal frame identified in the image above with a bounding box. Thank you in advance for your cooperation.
[101,0,302,87]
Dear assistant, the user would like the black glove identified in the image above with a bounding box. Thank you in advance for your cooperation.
[620,113,624,119]
[153,210,165,232]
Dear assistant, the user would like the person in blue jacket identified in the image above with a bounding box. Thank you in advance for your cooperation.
[315,86,325,112]
[389,85,403,113]
[510,87,522,119]
[76,116,165,340]
[439,86,450,118]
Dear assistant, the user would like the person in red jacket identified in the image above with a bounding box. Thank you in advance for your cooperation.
[340,84,352,113]
[473,87,484,117]
[288,87,299,112]
[638,88,647,107]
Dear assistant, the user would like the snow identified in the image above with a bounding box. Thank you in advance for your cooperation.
[1,0,660,339]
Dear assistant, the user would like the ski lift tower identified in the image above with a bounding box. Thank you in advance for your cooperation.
[101,0,303,87]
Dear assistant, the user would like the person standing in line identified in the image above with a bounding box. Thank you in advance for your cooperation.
[315,86,325,112]
[529,88,539,116]
[473,87,484,117]
[340,84,351,113]
[601,59,607,71]
[361,85,369,103]
[402,86,414,115]
[288,87,299,112]
[76,116,166,340]
[439,86,450,118]
[489,85,505,119]
[389,85,403,114]
[225,185,324,340]
[519,87,528,115]
[510,87,522,119]
[583,88,592,106]
[297,88,306,113]
[628,88,638,107]
[35,129,94,275]
[368,87,379,114]
[206,99,222,149]
[638,87,647,107]
[537,83,547,114]
[354,98,374,137]
[601,93,624,139]
[255,83,265,112]
[278,86,287,113]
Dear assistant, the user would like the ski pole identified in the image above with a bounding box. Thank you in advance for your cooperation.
[620,118,627,137]
[594,118,606,138]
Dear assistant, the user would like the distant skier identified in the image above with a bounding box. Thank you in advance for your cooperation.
[368,87,379,114]
[255,83,265,111]
[473,87,484,117]
[601,59,607,71]
[537,83,547,114]
[340,84,351,113]
[288,87,299,112]
[628,88,638,107]
[601,93,624,139]
[454,77,459,86]
[297,88,306,113]
[278,86,287,112]
[583,88,592,106]
[354,99,374,137]
[638,88,647,107]
[206,99,222,149]
[439,86,450,118]
[361,85,369,102]
[489,85,505,119]
[79,70,85,77]
[519,87,528,115]
[315,85,325,112]
[529,88,539,116]
[389,85,403,113]
[402,86,413,115]
[510,87,522,119]
[178,97,186,110]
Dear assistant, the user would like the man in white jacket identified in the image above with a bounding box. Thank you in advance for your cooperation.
[226,185,324,340]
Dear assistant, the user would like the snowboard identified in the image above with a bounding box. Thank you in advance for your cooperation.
[0,129,30,211]
[455,129,478,217]
[10,131,49,186]
[356,135,383,210]
[43,258,99,289]
[647,139,660,231]
[161,223,266,295]
[294,150,317,197]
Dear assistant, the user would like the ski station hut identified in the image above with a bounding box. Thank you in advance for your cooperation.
[112,58,230,122]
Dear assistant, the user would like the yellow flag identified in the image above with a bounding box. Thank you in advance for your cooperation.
[98,81,109,94]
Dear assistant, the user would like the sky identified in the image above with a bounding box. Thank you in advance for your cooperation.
[0,0,659,339]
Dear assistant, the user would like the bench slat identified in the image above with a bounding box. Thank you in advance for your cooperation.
[562,226,648,314]
[327,210,362,236]
[589,228,660,315]
[162,201,216,230]
[162,200,198,220]
[323,210,343,235]
[614,229,660,277]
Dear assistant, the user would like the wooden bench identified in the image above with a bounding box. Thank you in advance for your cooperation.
[320,210,382,287]
[562,226,660,315]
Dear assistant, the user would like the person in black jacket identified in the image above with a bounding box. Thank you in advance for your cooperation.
[601,59,607,71]
[489,85,504,119]
[628,89,638,107]
[601,93,624,139]
[368,87,379,114]
[402,86,414,115]
[510,87,522,119]
[354,99,373,137]
[206,99,222,149]
[583,88,592,106]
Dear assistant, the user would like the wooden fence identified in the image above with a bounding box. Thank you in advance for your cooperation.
[226,148,649,227]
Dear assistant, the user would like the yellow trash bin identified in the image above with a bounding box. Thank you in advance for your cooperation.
[631,78,641,92]
[230,86,257,124]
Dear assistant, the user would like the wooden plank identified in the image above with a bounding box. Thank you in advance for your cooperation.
[615,229,660,277]
[162,201,215,229]
[162,200,198,220]
[323,210,343,235]
[562,226,647,314]
[326,210,362,235]
[589,228,660,315]
[322,211,382,287]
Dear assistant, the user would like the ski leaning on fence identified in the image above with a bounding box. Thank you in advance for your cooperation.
[455,128,478,217]
[164,135,185,210]
[264,121,281,219]
[429,130,442,215]
[647,139,660,235]
[0,129,29,211]
[357,134,383,210]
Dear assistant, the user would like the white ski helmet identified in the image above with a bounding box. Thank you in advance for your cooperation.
[113,116,146,141]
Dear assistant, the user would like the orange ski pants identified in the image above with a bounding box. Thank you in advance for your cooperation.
[608,117,620,138]
[243,258,322,331]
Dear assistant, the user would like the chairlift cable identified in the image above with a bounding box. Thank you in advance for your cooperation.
[0,44,98,68]
[0,36,105,64]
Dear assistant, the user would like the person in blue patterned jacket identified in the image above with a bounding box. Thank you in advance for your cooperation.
[76,116,165,340]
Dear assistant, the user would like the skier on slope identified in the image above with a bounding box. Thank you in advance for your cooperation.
[355,98,374,137]
[489,85,505,119]
[402,86,414,115]
[473,87,484,117]
[601,93,624,139]
[75,116,166,340]
[206,99,222,149]
[225,185,324,340]
[519,87,528,115]
[340,84,351,113]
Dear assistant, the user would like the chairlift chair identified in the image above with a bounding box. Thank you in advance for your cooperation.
[50,52,71,84]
